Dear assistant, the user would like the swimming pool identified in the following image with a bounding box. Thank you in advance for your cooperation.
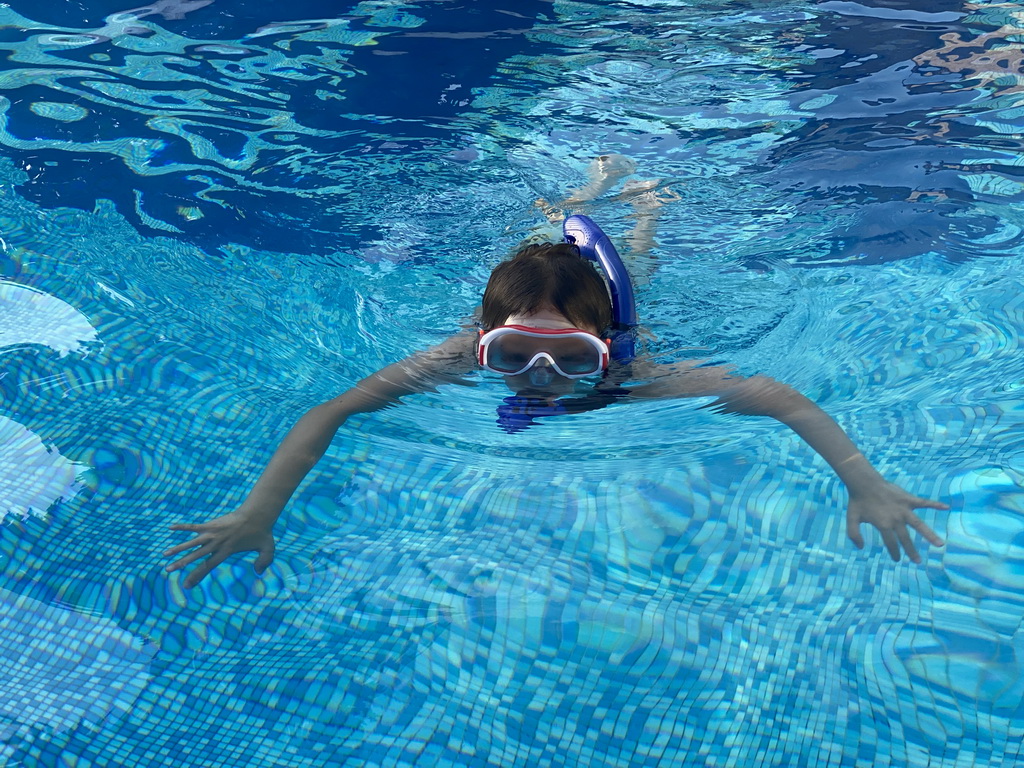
[2,0,1023,765]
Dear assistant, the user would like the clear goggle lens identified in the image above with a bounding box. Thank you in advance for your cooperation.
[478,326,609,378]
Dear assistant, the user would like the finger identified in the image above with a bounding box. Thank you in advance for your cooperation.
[908,516,945,547]
[880,529,901,561]
[162,535,208,558]
[183,552,228,588]
[254,544,275,574]
[846,516,865,549]
[165,543,216,572]
[169,523,211,532]
[914,497,950,511]
[897,528,920,564]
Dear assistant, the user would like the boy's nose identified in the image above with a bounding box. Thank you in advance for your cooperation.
[528,358,554,387]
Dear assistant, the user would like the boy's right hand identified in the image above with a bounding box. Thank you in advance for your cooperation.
[846,480,947,564]
[163,510,276,588]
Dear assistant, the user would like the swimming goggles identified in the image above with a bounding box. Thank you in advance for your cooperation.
[477,325,610,378]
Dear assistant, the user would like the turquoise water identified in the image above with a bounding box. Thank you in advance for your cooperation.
[1,1,1024,765]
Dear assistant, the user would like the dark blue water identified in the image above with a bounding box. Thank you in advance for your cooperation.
[3,1,559,255]
[4,0,1014,265]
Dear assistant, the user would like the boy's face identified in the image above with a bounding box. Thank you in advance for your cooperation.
[499,308,600,398]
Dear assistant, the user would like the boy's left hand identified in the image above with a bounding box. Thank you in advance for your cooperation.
[164,510,276,587]
[846,481,948,563]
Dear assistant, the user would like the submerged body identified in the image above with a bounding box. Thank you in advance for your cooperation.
[165,279,946,587]
[165,161,946,587]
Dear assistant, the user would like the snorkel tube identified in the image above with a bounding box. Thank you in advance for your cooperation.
[562,214,637,362]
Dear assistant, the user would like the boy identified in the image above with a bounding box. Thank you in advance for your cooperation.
[165,238,946,588]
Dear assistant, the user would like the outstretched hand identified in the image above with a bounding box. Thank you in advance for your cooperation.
[847,481,948,563]
[164,511,276,588]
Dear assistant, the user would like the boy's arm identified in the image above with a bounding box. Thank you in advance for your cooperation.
[164,332,477,586]
[625,362,948,562]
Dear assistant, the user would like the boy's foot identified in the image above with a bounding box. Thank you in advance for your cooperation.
[562,153,638,206]
[618,179,680,212]
[589,153,637,182]
[534,197,565,225]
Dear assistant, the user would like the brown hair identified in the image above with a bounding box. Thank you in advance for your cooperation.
[480,242,613,332]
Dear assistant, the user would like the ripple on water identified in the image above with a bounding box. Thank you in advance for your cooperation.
[0,281,98,356]
[0,588,153,743]
[0,415,88,522]
[28,101,90,122]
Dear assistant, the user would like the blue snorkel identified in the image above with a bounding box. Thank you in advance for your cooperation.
[496,216,637,433]
[562,214,637,363]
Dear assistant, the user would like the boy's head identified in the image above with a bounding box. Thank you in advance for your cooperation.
[480,242,613,333]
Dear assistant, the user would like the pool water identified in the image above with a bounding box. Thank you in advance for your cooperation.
[1,1,1023,765]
